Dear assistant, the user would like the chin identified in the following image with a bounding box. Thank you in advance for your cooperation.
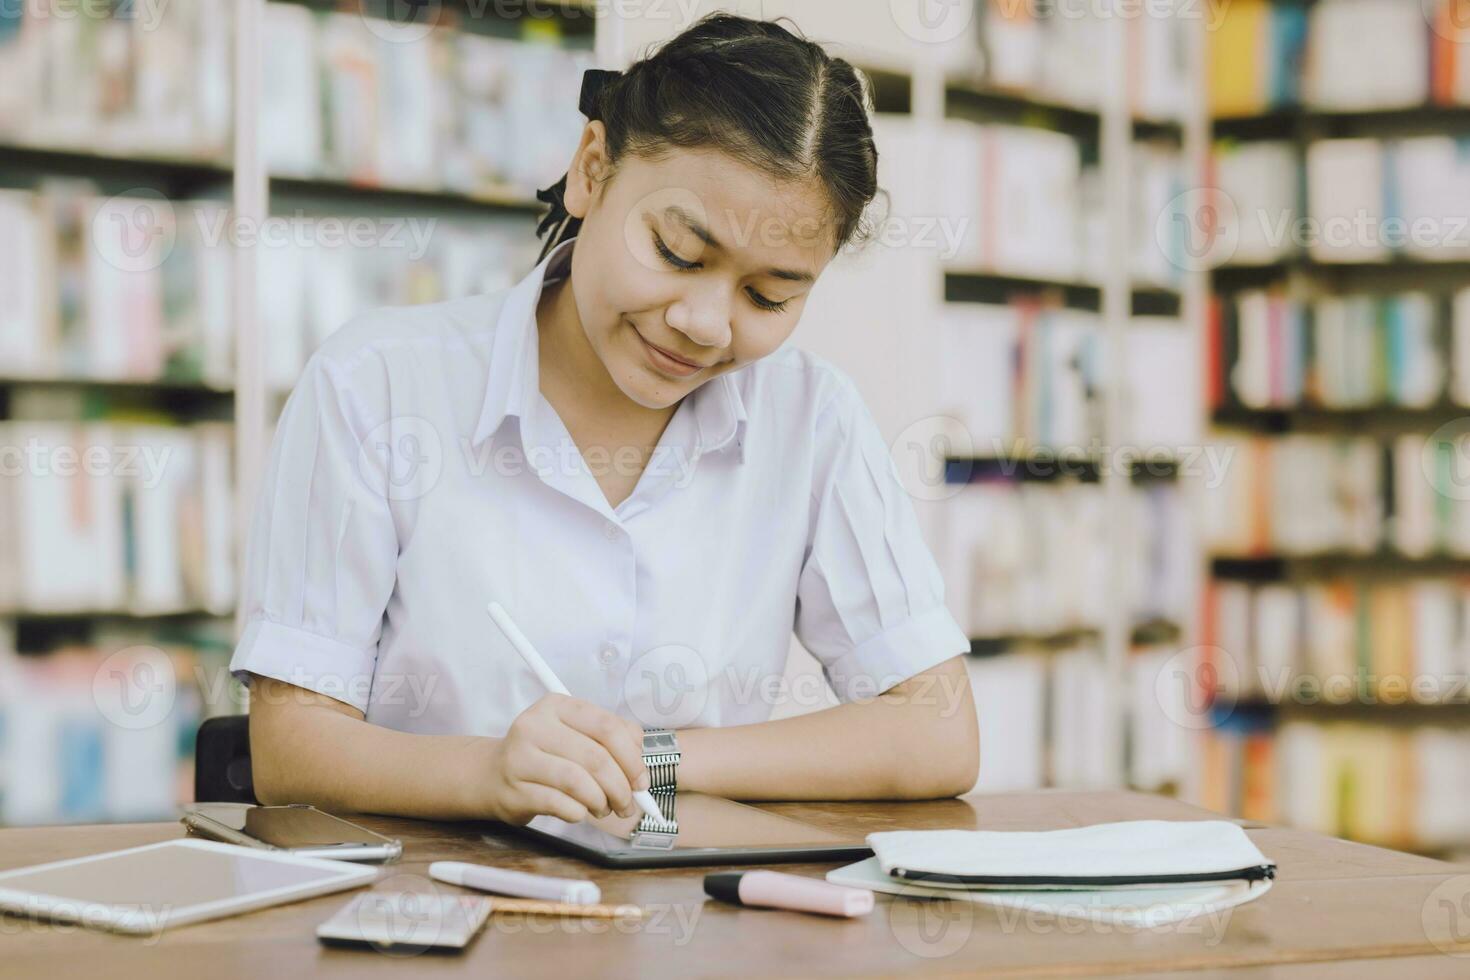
[617,373,691,410]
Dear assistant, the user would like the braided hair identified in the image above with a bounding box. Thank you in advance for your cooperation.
[534,12,881,266]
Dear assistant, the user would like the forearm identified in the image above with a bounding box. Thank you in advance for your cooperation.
[249,677,496,821]
[676,655,978,801]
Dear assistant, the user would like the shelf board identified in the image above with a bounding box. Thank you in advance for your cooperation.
[1213,696,1470,725]
[0,376,233,394]
[270,174,543,214]
[944,270,1182,315]
[944,82,1183,141]
[946,453,1181,484]
[1212,255,1470,288]
[1212,552,1470,580]
[969,619,1181,656]
[1212,400,1469,433]
[0,141,232,197]
[1,606,231,622]
[1214,103,1470,141]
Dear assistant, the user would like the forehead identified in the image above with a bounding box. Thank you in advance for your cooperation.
[615,147,838,260]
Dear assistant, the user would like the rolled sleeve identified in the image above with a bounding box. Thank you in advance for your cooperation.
[229,345,399,714]
[794,373,970,703]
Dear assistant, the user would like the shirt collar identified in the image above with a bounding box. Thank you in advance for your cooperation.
[471,236,748,463]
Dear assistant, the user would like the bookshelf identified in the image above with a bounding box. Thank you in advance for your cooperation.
[0,0,587,825]
[1195,0,1470,854]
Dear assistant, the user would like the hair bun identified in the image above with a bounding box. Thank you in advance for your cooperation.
[578,68,622,120]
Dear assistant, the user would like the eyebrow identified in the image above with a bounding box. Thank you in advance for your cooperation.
[662,205,816,284]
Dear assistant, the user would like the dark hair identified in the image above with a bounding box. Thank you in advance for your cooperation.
[534,12,882,265]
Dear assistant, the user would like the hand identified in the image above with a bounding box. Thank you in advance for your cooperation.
[482,694,650,825]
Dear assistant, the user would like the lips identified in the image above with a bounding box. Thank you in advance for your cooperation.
[642,337,707,370]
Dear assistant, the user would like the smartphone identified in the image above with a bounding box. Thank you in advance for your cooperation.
[181,803,403,863]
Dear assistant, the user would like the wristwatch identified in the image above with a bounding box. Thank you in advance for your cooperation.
[641,729,681,793]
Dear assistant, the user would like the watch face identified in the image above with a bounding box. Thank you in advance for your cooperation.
[642,730,679,756]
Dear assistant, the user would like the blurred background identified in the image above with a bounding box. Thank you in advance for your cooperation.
[2,0,1470,861]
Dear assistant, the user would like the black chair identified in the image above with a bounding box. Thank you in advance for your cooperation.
[194,714,258,804]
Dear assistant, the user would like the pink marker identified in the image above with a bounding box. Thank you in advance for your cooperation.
[703,871,874,918]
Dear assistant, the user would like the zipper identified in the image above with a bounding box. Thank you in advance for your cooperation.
[889,863,1277,887]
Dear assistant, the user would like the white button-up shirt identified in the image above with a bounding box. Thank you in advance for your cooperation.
[230,236,968,736]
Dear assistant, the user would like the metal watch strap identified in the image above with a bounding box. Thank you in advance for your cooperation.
[641,729,680,793]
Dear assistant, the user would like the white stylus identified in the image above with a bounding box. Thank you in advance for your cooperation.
[487,601,665,825]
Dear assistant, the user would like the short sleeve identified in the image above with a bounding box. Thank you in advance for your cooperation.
[793,373,970,703]
[228,346,399,714]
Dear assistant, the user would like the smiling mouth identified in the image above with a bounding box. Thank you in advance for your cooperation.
[630,321,715,377]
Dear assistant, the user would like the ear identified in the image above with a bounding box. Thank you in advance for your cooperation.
[563,120,612,220]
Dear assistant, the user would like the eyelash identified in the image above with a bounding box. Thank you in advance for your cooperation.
[652,232,792,314]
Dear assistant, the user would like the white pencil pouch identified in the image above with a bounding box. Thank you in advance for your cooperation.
[868,819,1276,891]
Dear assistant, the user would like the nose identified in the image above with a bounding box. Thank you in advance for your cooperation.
[664,279,732,351]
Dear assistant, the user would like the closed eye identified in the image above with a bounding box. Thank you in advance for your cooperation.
[654,232,793,314]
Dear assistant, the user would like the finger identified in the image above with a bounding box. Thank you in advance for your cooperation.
[556,700,649,790]
[528,750,612,818]
[513,782,591,826]
[547,727,637,817]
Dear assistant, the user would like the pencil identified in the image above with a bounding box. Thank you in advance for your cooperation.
[485,897,644,919]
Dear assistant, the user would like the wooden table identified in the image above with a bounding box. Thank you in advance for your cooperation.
[4,790,1470,978]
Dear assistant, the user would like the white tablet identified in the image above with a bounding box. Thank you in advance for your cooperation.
[0,837,378,935]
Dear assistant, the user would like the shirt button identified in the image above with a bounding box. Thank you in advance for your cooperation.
[598,644,620,666]
[603,521,620,540]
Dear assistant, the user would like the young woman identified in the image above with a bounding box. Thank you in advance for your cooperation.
[235,13,978,826]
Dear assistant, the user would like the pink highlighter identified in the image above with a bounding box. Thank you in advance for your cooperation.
[703,871,874,918]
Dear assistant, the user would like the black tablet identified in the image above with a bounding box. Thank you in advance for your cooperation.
[500,792,873,868]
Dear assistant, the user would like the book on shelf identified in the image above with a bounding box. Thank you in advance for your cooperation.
[1203,430,1470,558]
[1211,0,1460,116]
[0,0,231,158]
[933,480,1193,641]
[0,635,243,826]
[1209,0,1307,117]
[1303,0,1430,112]
[0,185,233,388]
[1210,140,1298,267]
[1209,289,1447,412]
[262,3,593,199]
[259,220,539,394]
[963,640,1191,795]
[936,302,1195,454]
[972,0,1189,119]
[1307,136,1470,263]
[1200,576,1470,706]
[1189,718,1470,853]
[0,420,235,617]
[940,119,1081,281]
